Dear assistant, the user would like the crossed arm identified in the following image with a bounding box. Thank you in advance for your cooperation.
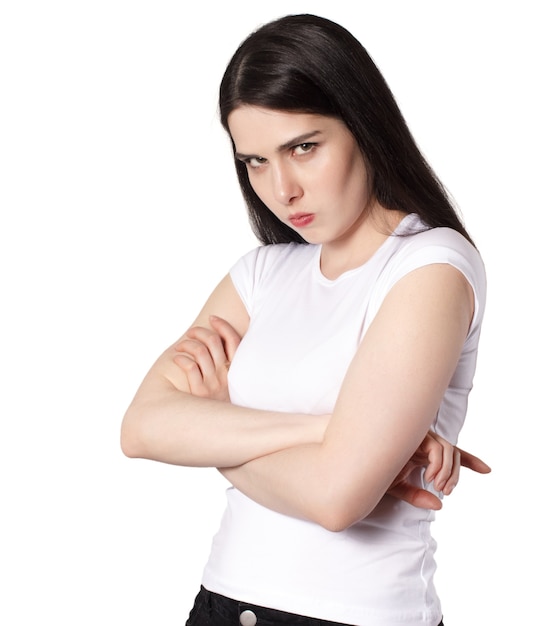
[121,266,490,531]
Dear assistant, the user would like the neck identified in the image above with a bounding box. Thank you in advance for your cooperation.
[319,207,406,280]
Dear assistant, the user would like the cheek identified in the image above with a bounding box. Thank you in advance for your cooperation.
[318,148,364,195]
[340,159,371,204]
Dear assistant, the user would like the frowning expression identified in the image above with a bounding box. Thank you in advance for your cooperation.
[228,106,374,246]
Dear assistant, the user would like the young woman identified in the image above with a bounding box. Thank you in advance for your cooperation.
[121,14,489,626]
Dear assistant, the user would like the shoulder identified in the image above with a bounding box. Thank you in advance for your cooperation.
[230,242,316,282]
[391,216,486,291]
[371,216,487,335]
[228,242,317,314]
[397,214,479,254]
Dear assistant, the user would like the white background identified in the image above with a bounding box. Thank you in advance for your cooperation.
[1,1,539,624]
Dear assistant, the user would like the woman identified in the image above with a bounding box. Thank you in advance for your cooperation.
[121,14,489,626]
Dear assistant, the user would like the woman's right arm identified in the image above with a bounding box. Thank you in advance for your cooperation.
[120,274,328,468]
[172,314,490,511]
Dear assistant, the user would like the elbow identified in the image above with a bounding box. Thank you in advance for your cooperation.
[316,508,366,533]
[310,489,376,533]
[317,516,350,534]
[120,408,145,459]
[308,453,385,532]
[120,428,139,459]
[120,429,139,459]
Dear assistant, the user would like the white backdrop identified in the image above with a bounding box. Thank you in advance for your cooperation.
[1,1,539,624]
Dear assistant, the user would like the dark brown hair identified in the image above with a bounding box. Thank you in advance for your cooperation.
[220,14,474,246]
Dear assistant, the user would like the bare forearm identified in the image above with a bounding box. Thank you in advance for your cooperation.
[121,389,327,468]
[220,445,324,520]
[220,441,383,531]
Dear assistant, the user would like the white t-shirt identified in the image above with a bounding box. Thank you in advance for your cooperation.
[201,214,486,626]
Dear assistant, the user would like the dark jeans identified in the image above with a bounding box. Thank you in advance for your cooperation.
[186,586,444,626]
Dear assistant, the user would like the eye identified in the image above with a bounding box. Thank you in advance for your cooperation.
[292,142,316,156]
[245,156,267,169]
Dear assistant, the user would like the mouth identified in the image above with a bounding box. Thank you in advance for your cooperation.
[288,213,315,228]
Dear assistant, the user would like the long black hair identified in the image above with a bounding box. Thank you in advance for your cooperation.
[220,14,474,246]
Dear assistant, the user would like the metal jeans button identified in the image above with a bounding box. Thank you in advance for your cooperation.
[239,609,257,626]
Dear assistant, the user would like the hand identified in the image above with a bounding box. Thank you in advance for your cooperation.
[387,431,491,510]
[173,315,241,401]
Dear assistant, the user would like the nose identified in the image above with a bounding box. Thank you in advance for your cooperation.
[271,163,303,205]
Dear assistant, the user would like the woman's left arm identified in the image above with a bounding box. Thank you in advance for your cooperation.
[219,263,476,531]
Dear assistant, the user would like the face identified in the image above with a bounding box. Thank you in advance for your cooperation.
[228,106,375,247]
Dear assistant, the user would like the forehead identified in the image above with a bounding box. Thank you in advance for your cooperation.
[228,106,345,151]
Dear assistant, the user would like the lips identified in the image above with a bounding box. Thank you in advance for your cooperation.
[288,213,315,228]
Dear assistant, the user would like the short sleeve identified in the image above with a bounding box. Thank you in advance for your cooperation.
[367,228,487,340]
[228,247,261,316]
[228,243,300,316]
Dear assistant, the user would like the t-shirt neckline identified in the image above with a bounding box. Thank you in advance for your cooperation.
[313,213,418,284]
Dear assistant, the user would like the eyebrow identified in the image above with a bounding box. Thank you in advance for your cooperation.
[235,130,322,161]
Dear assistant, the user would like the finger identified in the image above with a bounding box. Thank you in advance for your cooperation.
[173,354,209,396]
[174,327,220,354]
[441,447,461,496]
[175,338,217,380]
[209,315,242,363]
[431,437,456,492]
[184,327,230,372]
[422,434,442,484]
[457,447,491,474]
[388,483,443,511]
[423,432,456,491]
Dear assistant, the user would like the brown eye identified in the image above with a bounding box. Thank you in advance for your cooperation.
[246,156,267,169]
[292,143,316,156]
